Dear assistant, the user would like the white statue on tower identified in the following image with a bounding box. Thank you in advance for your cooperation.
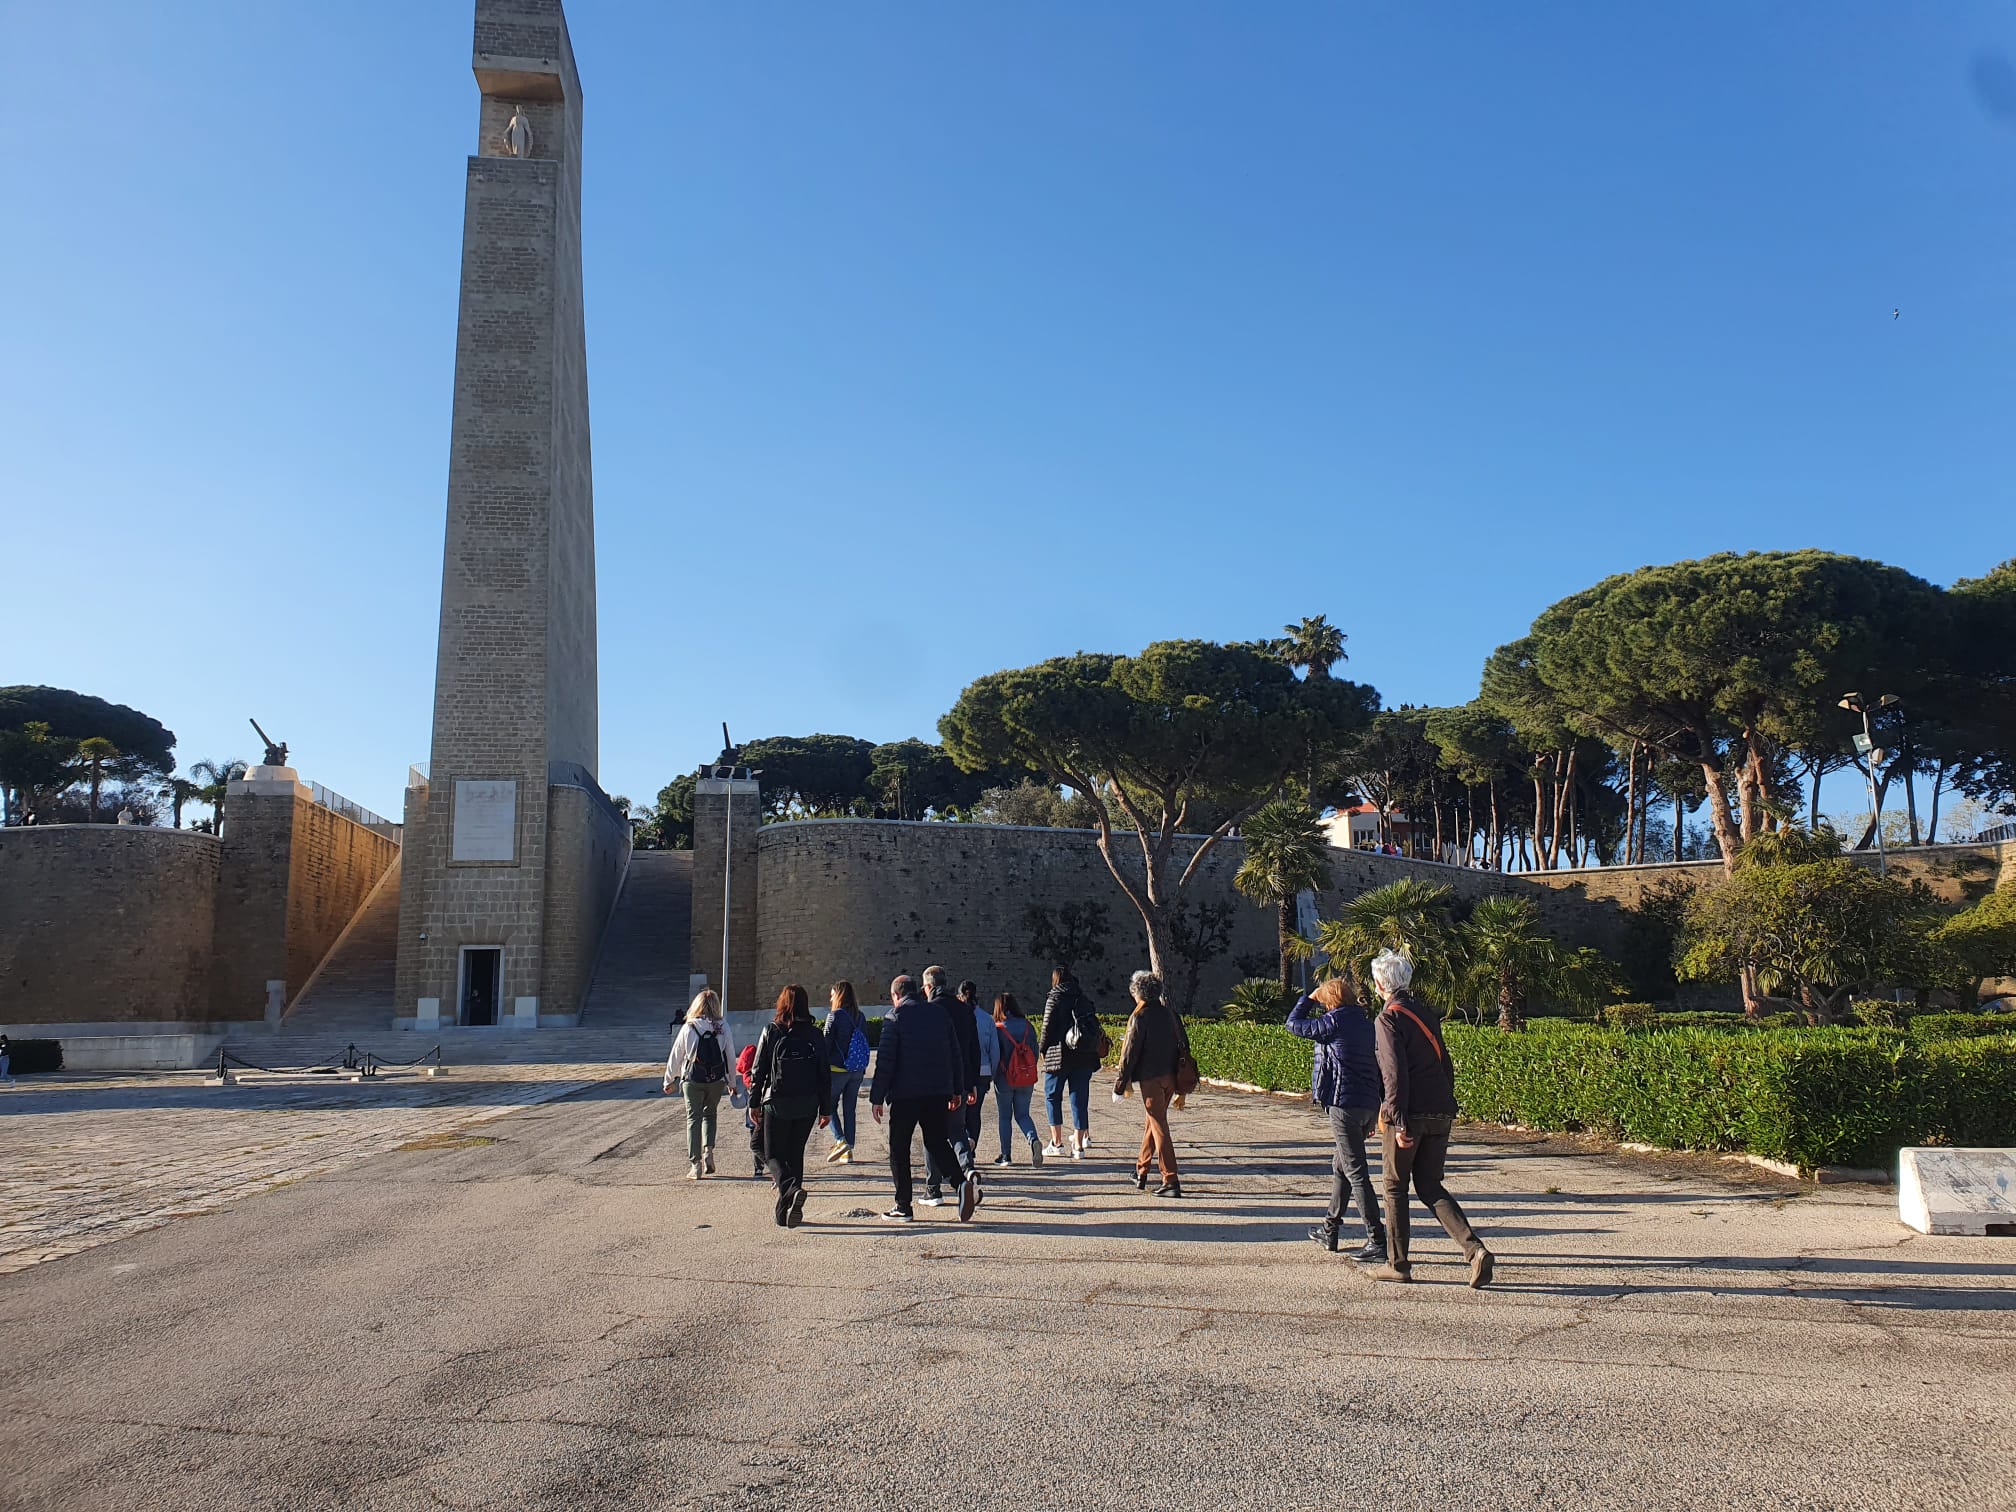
[504,104,534,159]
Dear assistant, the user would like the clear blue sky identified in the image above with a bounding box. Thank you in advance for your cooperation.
[6,2,2012,821]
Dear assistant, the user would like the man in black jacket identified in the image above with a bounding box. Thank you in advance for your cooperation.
[920,965,982,1205]
[1370,950,1495,1288]
[870,975,978,1223]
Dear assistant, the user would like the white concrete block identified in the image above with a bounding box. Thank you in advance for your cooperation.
[513,996,539,1025]
[1898,1147,2016,1236]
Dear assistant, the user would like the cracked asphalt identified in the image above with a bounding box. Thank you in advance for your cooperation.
[2,1069,2012,1510]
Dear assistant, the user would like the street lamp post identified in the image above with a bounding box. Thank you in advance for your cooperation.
[1837,692,1900,877]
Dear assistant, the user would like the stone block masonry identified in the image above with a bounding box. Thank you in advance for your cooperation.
[702,818,1651,1022]
[0,826,221,1028]
[395,0,626,1029]
[213,787,399,1022]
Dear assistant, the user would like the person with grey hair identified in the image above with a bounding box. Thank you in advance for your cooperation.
[1369,949,1495,1287]
[1113,970,1191,1197]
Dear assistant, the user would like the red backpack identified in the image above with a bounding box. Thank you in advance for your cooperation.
[1001,1020,1040,1089]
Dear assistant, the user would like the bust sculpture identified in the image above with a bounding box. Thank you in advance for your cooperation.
[504,104,534,159]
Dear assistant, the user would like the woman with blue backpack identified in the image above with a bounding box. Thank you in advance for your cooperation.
[990,994,1044,1166]
[663,989,735,1180]
[822,981,873,1165]
[747,985,836,1229]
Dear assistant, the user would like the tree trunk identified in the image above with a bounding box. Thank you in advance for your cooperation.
[1531,774,1550,868]
[1488,781,1500,870]
[1701,760,1741,873]
[1902,760,1921,846]
[1926,767,1946,844]
[1497,976,1518,1032]
[1623,742,1639,865]
[1278,896,1298,988]
[1673,791,1684,862]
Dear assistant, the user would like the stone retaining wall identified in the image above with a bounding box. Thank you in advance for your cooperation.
[0,827,222,1027]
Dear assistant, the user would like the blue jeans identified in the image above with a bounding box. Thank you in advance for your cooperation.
[1045,1065,1093,1132]
[829,1069,864,1147]
[995,1075,1038,1155]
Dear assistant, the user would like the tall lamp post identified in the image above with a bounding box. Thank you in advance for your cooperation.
[1838,691,1899,877]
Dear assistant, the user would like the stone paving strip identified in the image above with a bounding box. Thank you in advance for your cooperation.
[0,1060,653,1276]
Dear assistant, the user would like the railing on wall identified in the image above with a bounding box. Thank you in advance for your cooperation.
[310,782,396,836]
[1971,821,2016,845]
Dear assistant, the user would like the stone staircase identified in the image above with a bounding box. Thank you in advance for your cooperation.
[270,854,403,1039]
[221,849,689,1068]
[580,850,692,1034]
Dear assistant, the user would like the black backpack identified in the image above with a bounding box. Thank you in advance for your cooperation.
[689,1026,727,1084]
[768,1026,825,1107]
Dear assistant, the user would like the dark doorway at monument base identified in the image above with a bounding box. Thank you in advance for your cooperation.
[459,948,502,1027]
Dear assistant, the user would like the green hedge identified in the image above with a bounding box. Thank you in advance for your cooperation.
[1158,1018,2016,1169]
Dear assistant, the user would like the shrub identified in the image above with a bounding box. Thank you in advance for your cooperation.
[1182,1021,1314,1092]
[1908,1013,2016,1040]
[4,1039,62,1074]
[1153,1017,2015,1168]
[1222,978,1294,1024]
[1601,1002,1657,1030]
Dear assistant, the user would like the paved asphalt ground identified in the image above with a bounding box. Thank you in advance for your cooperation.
[3,1070,2013,1511]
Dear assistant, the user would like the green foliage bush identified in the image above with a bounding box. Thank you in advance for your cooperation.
[1907,1013,2016,1040]
[1600,1002,1656,1029]
[1222,978,1294,1023]
[1153,1017,2016,1168]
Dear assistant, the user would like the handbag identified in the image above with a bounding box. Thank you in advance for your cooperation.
[1172,1010,1200,1096]
[729,1080,750,1109]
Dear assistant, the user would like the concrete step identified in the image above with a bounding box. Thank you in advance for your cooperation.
[216,1025,672,1071]
[581,851,692,1030]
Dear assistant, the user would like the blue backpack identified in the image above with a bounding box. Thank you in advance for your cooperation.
[843,1010,871,1074]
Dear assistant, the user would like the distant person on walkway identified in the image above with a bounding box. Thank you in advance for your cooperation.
[747,985,835,1229]
[870,974,979,1223]
[991,994,1043,1166]
[921,966,982,1207]
[1112,971,1190,1197]
[734,1042,763,1179]
[1039,967,1103,1159]
[0,1034,13,1085]
[1370,950,1494,1287]
[959,980,1000,1157]
[822,981,872,1165]
[663,989,735,1180]
[1287,978,1387,1262]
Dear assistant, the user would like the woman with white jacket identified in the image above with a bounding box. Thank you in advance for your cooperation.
[664,990,736,1179]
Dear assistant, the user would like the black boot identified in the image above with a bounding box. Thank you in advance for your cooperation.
[1311,1223,1340,1253]
[1355,1231,1389,1265]
[1134,1168,1149,1191]
[1155,1178,1182,1198]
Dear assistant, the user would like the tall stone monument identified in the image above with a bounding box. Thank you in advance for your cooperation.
[396,0,628,1030]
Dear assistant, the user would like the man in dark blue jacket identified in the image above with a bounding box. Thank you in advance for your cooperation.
[870,974,978,1223]
[1287,978,1388,1263]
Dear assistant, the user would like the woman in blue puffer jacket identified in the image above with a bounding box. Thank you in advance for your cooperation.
[1286,978,1388,1263]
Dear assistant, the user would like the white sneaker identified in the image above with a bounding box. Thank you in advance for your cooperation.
[1042,1142,1067,1157]
[1071,1144,1085,1161]
[702,1149,715,1175]
[686,1162,701,1180]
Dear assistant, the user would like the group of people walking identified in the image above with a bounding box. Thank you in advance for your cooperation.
[662,949,1493,1285]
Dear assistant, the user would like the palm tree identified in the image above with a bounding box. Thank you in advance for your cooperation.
[1234,800,1334,986]
[75,737,119,822]
[1280,614,1347,680]
[189,758,249,835]
[1313,878,1460,1001]
[157,775,205,829]
[1458,895,1562,1031]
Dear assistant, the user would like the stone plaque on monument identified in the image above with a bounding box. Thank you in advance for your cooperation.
[452,779,518,862]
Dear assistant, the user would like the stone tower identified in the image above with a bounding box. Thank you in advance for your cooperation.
[395,0,629,1030]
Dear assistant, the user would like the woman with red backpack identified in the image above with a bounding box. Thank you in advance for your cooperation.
[990,993,1045,1167]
